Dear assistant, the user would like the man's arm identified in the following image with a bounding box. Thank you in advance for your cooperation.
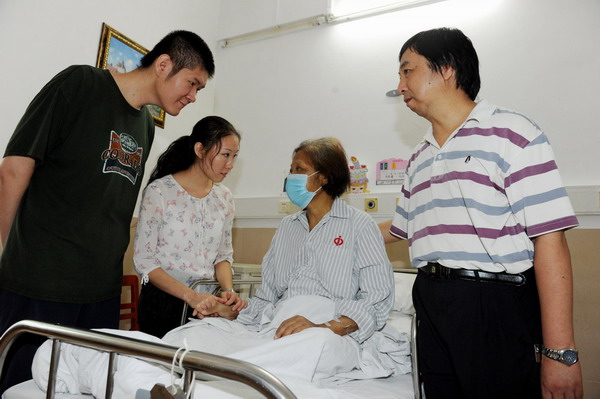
[378,219,401,244]
[0,156,35,248]
[533,230,583,398]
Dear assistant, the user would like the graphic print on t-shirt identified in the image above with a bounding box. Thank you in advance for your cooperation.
[101,131,143,184]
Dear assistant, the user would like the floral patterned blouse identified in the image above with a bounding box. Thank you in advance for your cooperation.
[133,174,235,286]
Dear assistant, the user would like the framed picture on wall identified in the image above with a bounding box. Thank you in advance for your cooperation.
[96,23,166,129]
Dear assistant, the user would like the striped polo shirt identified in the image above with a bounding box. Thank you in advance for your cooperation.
[237,197,394,343]
[391,100,578,273]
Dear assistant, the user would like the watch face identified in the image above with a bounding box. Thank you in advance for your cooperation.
[562,350,578,365]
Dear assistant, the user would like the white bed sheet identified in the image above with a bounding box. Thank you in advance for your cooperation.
[3,380,89,399]
[4,270,418,399]
[2,311,414,399]
[4,373,414,399]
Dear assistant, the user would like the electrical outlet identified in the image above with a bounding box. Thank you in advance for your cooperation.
[364,198,378,212]
[278,200,290,213]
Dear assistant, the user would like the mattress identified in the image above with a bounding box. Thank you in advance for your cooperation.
[3,269,418,399]
[4,373,414,399]
[2,311,414,399]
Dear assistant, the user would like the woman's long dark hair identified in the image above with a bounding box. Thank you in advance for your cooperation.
[148,116,240,184]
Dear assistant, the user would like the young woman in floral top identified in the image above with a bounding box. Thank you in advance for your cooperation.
[134,116,247,337]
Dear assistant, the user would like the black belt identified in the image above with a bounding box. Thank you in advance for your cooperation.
[419,263,526,286]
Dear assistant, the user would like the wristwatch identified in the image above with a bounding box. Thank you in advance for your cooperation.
[539,346,579,365]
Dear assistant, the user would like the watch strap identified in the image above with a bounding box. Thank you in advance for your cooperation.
[542,346,562,361]
[537,345,579,365]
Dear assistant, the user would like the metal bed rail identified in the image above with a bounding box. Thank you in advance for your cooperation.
[0,320,296,399]
[393,268,421,399]
[411,312,421,399]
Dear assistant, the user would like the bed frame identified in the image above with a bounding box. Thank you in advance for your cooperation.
[398,269,422,399]
[1,270,422,399]
[0,320,296,399]
[184,270,422,399]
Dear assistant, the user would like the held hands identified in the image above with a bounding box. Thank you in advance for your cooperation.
[541,358,583,399]
[190,294,240,320]
[220,290,248,312]
[187,293,219,319]
[186,290,247,320]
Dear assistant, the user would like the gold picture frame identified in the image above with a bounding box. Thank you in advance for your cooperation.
[96,23,166,129]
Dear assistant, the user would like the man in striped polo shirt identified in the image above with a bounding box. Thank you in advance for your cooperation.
[379,28,583,398]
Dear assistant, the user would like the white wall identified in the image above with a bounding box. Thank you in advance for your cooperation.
[213,0,600,198]
[1,0,599,216]
[0,0,221,191]
[218,0,329,39]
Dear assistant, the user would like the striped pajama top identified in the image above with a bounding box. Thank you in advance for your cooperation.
[390,100,578,274]
[237,197,394,343]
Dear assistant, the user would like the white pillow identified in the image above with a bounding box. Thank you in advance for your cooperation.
[393,272,416,314]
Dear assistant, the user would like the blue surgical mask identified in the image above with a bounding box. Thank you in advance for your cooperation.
[284,171,322,209]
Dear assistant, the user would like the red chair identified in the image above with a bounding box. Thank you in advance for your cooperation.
[120,274,139,330]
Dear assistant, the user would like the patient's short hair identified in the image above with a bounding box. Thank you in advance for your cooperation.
[293,137,350,198]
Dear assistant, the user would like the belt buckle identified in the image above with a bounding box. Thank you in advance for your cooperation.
[429,264,452,278]
[430,264,437,275]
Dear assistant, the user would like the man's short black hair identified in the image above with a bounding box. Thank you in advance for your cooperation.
[400,27,480,100]
[141,30,215,78]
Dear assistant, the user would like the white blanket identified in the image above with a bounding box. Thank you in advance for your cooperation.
[32,296,410,398]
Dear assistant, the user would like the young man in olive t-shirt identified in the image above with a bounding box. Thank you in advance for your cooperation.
[0,30,215,394]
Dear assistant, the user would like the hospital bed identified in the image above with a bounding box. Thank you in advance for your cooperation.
[0,270,421,399]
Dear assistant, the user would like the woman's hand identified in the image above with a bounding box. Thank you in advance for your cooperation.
[193,295,239,320]
[274,315,317,339]
[188,293,219,319]
[220,290,248,312]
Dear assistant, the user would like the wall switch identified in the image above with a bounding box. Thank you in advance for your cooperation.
[279,200,290,213]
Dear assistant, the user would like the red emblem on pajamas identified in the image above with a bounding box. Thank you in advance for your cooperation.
[333,236,344,246]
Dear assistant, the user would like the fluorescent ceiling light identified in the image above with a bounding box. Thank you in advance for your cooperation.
[218,0,447,48]
[328,0,448,24]
[220,15,327,48]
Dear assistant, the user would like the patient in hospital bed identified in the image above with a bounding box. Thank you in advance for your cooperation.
[30,138,410,398]
[167,137,402,375]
